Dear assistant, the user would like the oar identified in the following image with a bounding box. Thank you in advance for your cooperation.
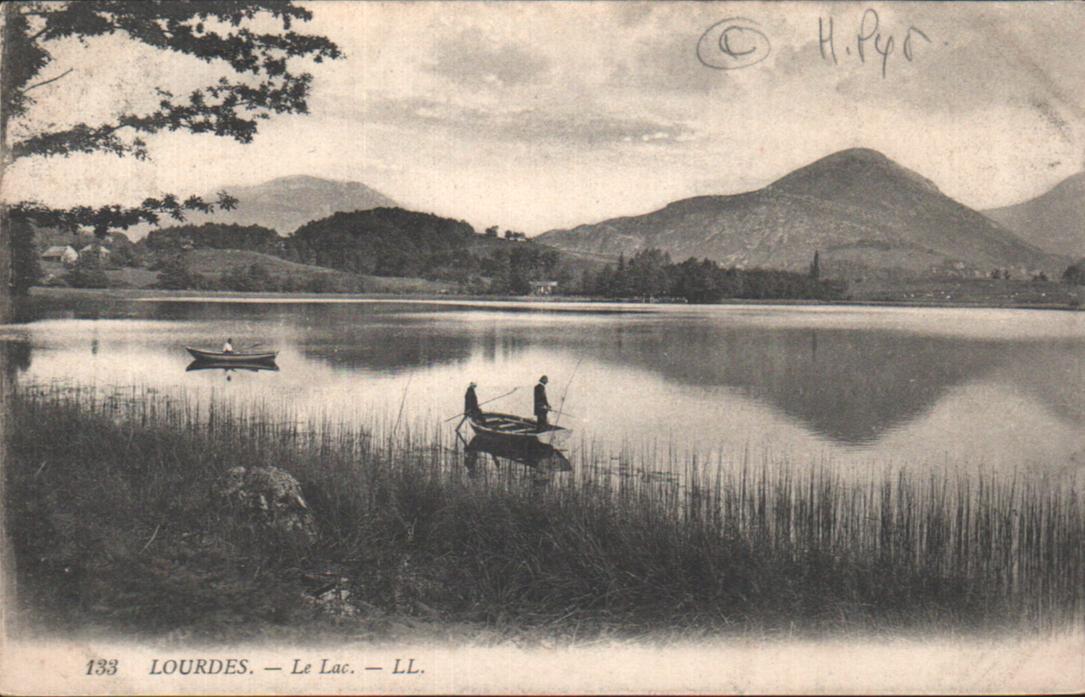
[443,386,520,422]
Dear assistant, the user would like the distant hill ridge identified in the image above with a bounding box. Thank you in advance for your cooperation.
[538,148,1066,277]
[208,175,399,234]
[122,175,400,239]
[984,172,1085,258]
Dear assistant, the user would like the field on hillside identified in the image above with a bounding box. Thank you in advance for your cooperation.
[186,249,455,292]
[41,251,457,294]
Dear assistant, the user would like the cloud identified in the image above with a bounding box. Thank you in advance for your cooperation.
[365,95,694,147]
[612,2,657,28]
[425,28,551,89]
[822,4,1085,124]
[607,30,733,95]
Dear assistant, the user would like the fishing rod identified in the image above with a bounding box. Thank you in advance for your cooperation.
[547,357,584,446]
[443,386,521,422]
[391,372,413,437]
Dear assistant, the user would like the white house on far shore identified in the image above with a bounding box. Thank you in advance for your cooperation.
[530,280,559,296]
[41,245,78,266]
[79,244,111,262]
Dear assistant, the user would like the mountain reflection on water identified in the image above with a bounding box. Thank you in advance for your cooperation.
[6,298,1084,472]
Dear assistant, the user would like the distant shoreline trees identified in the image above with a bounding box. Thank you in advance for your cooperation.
[51,213,848,303]
[575,248,846,303]
[1063,259,1085,286]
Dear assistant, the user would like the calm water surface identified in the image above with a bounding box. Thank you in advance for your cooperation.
[4,296,1084,475]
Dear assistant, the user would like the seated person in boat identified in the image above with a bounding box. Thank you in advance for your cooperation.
[464,381,481,419]
[534,375,551,427]
[222,338,234,354]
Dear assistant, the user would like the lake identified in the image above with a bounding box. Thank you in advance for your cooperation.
[3,295,1084,477]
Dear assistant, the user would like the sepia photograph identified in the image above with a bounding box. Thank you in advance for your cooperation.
[0,1,1083,693]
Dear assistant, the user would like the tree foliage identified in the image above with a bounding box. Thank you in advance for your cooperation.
[578,248,847,303]
[9,218,42,290]
[2,1,341,295]
[483,244,561,294]
[144,222,281,254]
[65,252,109,288]
[288,208,478,278]
[153,254,200,290]
[1063,259,1085,286]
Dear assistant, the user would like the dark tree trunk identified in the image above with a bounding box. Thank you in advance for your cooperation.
[0,206,12,325]
[1,2,15,325]
[0,2,17,636]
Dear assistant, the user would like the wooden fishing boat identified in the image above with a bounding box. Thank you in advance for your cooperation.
[185,346,278,363]
[467,411,571,446]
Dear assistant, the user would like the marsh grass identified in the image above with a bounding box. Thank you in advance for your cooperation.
[6,383,1083,640]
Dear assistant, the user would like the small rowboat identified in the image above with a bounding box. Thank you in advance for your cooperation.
[185,346,278,363]
[468,412,570,446]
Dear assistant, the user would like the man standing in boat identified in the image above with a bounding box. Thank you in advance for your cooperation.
[464,381,481,419]
[454,381,482,433]
[534,375,551,427]
[223,337,234,354]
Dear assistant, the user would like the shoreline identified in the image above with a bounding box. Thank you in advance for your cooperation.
[26,285,1085,313]
[9,385,1083,644]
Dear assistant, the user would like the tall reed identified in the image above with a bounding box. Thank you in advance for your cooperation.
[7,382,1083,638]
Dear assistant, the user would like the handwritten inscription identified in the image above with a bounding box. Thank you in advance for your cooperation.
[696,10,932,77]
[697,17,771,70]
[819,9,930,77]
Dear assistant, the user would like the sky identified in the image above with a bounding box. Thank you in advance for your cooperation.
[5,1,1085,234]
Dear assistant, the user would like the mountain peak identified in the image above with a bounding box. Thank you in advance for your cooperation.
[115,175,403,238]
[266,174,334,185]
[240,174,379,191]
[210,176,399,234]
[539,148,1061,277]
[769,148,941,198]
[817,147,893,164]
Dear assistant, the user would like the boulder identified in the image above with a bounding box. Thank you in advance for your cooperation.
[303,572,359,619]
[216,466,318,547]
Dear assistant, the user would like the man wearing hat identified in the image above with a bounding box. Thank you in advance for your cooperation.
[534,375,551,427]
[464,381,481,420]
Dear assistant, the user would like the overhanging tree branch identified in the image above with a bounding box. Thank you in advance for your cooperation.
[0,0,341,307]
[1,0,341,248]
[22,66,73,92]
[11,74,314,160]
[10,191,239,236]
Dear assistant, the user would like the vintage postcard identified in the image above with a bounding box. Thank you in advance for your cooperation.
[1,1,1083,694]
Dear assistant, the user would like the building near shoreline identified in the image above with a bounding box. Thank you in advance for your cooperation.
[79,244,112,262]
[41,245,78,266]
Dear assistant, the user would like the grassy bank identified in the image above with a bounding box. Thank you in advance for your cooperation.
[846,276,1083,309]
[6,385,1083,642]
